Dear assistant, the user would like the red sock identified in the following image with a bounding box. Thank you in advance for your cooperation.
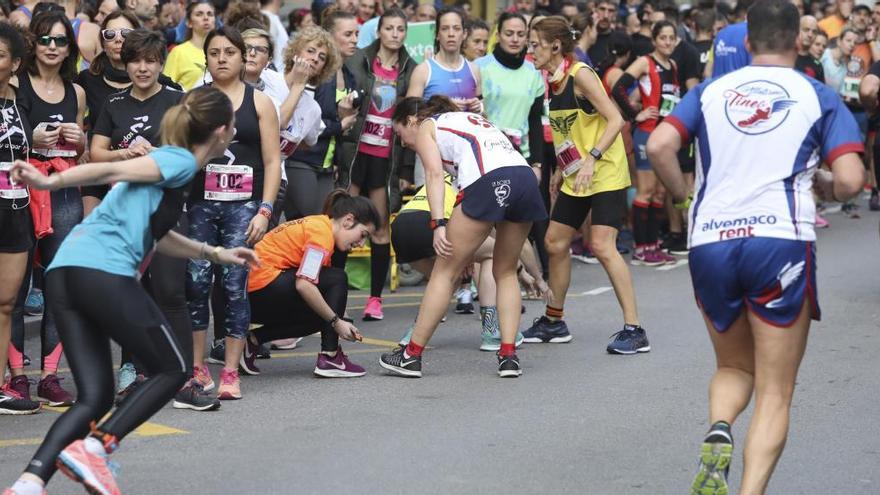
[499,343,516,357]
[405,341,424,357]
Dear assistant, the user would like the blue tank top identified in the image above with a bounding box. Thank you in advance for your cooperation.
[423,56,477,101]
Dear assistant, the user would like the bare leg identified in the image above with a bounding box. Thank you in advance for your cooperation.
[492,221,532,345]
[703,311,756,425]
[590,225,640,325]
[543,220,577,308]
[0,252,28,381]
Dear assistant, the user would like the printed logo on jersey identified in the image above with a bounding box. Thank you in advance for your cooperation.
[48,113,63,121]
[702,215,778,240]
[119,116,152,148]
[0,107,26,152]
[549,114,578,137]
[493,179,511,207]
[715,39,737,56]
[723,81,796,135]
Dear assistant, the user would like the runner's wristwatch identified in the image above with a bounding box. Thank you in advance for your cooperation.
[430,218,448,230]
[588,147,602,160]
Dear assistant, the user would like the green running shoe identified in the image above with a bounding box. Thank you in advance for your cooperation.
[691,422,733,495]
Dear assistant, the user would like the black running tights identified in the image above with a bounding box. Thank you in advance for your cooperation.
[26,267,188,482]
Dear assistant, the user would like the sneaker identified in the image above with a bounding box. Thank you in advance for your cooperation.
[37,374,75,407]
[217,368,241,400]
[606,325,651,354]
[663,234,690,255]
[521,316,573,343]
[3,482,47,494]
[8,375,31,401]
[815,213,829,229]
[115,363,137,394]
[455,288,475,314]
[57,438,120,495]
[0,381,41,415]
[314,349,366,378]
[270,338,302,350]
[691,422,734,495]
[207,339,225,365]
[24,289,43,316]
[172,382,220,411]
[631,249,666,266]
[497,353,522,378]
[842,201,861,219]
[256,343,271,360]
[238,334,261,376]
[362,296,384,321]
[870,191,880,211]
[616,238,631,254]
[193,364,215,392]
[23,354,31,367]
[379,346,422,378]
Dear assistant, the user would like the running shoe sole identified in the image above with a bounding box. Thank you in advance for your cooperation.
[630,259,665,267]
[455,305,475,314]
[498,369,522,378]
[37,395,74,407]
[480,335,525,352]
[0,406,40,415]
[606,345,651,355]
[57,450,117,495]
[217,391,241,400]
[691,442,733,495]
[522,335,573,344]
[378,360,422,378]
[172,399,221,411]
[362,314,384,321]
[313,368,367,378]
[270,338,302,350]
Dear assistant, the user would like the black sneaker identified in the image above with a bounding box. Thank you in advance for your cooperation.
[256,343,271,360]
[0,386,41,415]
[172,382,221,411]
[379,346,422,378]
[606,325,651,354]
[238,333,261,376]
[870,191,880,211]
[663,234,689,255]
[497,353,522,378]
[521,316,573,343]
[691,421,733,495]
[207,339,225,365]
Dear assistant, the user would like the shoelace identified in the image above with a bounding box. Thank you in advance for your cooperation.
[220,371,238,385]
[41,376,67,394]
[608,329,634,341]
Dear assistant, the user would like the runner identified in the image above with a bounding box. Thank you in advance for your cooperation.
[379,96,547,378]
[645,1,865,492]
[245,190,378,377]
[163,0,215,90]
[186,26,280,401]
[8,11,87,409]
[523,16,646,354]
[612,20,680,266]
[3,86,255,495]
[340,7,415,322]
[462,18,489,62]
[0,23,41,415]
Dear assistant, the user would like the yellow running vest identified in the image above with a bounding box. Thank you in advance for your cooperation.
[549,62,630,197]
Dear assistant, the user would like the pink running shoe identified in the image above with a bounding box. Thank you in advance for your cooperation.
[652,246,677,265]
[362,296,384,321]
[631,249,665,266]
[193,364,214,392]
[314,348,366,378]
[217,368,241,400]
[815,213,830,229]
[57,438,120,495]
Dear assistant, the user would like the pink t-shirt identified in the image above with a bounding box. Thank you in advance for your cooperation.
[358,58,399,158]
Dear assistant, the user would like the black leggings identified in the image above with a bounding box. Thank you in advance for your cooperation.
[27,267,188,481]
[248,267,348,352]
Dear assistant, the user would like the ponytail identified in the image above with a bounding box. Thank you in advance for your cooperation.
[322,189,381,227]
[392,95,460,125]
[160,86,233,149]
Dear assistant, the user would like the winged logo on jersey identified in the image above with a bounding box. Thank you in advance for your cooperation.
[549,114,578,136]
[753,260,805,309]
[737,99,796,128]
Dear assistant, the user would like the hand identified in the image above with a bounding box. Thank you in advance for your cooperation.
[33,123,60,149]
[635,107,659,123]
[341,114,357,133]
[432,225,453,258]
[467,98,482,113]
[549,168,562,197]
[573,157,595,194]
[338,91,358,119]
[540,282,555,306]
[245,213,270,245]
[814,168,835,201]
[214,246,261,267]
[10,159,53,189]
[60,123,84,147]
[285,56,311,87]
[332,319,363,342]
[126,141,151,159]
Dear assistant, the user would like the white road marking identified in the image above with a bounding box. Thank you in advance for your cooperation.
[581,286,613,296]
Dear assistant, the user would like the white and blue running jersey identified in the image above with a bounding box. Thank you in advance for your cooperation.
[665,65,863,248]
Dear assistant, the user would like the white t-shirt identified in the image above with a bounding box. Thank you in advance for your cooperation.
[262,10,290,67]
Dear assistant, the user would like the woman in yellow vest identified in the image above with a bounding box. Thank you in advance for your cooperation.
[524,16,648,355]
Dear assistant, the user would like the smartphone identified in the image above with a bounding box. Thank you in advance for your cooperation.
[44,123,59,132]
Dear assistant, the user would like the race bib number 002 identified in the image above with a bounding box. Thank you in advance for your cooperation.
[204,164,254,201]
[0,162,28,199]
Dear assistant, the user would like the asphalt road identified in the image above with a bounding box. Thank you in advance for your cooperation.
[2,203,878,494]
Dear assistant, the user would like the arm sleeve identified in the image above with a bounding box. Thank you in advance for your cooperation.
[664,84,705,142]
[153,147,197,187]
[527,95,544,164]
[611,73,639,121]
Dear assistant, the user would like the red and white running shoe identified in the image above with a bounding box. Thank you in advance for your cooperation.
[56,438,120,495]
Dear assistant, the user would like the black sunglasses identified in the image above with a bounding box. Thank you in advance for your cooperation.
[101,28,133,41]
[37,35,69,47]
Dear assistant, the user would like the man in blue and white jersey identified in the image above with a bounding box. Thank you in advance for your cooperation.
[646,0,866,493]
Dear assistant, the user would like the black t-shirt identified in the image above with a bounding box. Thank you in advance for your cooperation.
[694,40,713,80]
[17,74,79,160]
[631,32,654,58]
[93,86,183,149]
[588,31,613,67]
[795,54,825,83]
[76,69,183,131]
[671,40,701,93]
[0,95,33,209]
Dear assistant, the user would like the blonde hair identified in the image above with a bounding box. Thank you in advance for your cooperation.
[283,26,340,85]
[160,87,234,149]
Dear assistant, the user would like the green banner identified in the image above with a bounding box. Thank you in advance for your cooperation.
[404,21,435,64]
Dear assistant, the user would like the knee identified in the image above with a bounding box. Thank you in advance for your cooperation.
[0,297,15,316]
[589,237,617,262]
[545,233,571,257]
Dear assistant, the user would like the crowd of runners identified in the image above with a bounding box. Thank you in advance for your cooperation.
[0,0,871,493]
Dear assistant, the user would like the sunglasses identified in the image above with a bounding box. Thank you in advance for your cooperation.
[36,35,69,47]
[101,28,133,41]
[245,44,270,55]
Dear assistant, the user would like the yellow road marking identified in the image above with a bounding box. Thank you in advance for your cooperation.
[0,422,186,449]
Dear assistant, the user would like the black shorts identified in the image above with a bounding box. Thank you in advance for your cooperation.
[390,210,435,263]
[0,206,34,253]
[457,166,547,223]
[678,141,695,174]
[550,188,627,231]
[350,152,389,191]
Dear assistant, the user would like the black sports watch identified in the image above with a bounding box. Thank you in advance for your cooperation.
[430,218,448,230]
[588,147,603,160]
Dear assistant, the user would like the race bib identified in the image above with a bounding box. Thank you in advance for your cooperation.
[501,128,523,149]
[555,139,583,177]
[659,94,681,117]
[359,114,392,148]
[841,76,860,100]
[204,164,253,201]
[279,128,300,160]
[33,122,78,158]
[0,162,28,200]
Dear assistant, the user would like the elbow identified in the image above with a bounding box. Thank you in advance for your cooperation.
[837,169,867,201]
[608,110,625,134]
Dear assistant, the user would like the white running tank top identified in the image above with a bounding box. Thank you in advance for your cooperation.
[429,112,529,190]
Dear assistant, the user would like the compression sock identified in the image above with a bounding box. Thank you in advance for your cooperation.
[545,305,564,322]
[648,201,664,247]
[499,343,516,357]
[43,343,62,375]
[632,200,650,249]
[404,341,424,358]
[481,306,499,335]
[370,242,391,297]
[7,343,24,370]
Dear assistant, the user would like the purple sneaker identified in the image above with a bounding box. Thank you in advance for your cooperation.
[238,333,261,376]
[37,374,75,407]
[314,349,366,378]
[631,249,666,267]
[8,375,32,401]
